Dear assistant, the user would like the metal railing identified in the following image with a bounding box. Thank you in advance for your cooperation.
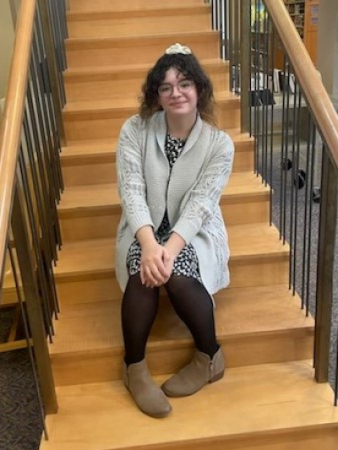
[211,0,338,404]
[0,0,68,437]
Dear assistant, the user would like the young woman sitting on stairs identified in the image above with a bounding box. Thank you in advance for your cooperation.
[115,43,234,418]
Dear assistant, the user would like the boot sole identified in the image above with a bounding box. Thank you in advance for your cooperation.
[209,369,225,383]
[140,406,172,418]
[125,382,172,418]
[162,369,225,397]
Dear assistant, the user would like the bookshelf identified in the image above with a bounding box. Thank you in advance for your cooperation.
[284,0,319,64]
[284,1,306,39]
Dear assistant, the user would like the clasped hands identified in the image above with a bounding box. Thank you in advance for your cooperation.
[140,241,174,288]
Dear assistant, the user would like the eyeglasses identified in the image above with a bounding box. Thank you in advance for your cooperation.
[158,79,195,97]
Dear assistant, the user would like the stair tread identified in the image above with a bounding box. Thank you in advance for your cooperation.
[50,284,313,355]
[58,172,269,213]
[63,91,238,113]
[40,360,338,450]
[68,0,204,13]
[67,5,209,19]
[61,129,253,159]
[66,30,216,47]
[64,58,228,78]
[54,223,288,279]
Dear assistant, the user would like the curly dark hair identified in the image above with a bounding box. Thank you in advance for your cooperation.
[139,51,215,125]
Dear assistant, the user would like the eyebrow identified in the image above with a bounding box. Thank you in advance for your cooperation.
[160,77,189,85]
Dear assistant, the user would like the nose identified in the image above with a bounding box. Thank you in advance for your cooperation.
[171,85,182,97]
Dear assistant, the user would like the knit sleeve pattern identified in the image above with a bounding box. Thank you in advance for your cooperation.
[116,115,154,236]
[172,131,234,244]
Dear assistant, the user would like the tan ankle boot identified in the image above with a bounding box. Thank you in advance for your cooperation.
[123,359,172,418]
[162,347,225,397]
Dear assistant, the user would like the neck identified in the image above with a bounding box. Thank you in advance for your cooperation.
[166,112,197,140]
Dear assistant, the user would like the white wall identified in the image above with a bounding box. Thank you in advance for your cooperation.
[333,15,338,102]
[317,0,338,107]
[0,0,15,100]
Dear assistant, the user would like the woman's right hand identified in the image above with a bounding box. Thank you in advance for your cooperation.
[136,226,170,288]
[140,242,170,288]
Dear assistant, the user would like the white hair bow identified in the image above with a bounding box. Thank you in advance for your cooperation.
[165,43,192,55]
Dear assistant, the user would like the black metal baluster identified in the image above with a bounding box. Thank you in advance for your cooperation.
[17,149,55,341]
[23,112,60,319]
[269,26,275,224]
[304,122,317,315]
[35,8,64,200]
[288,78,297,292]
[261,8,269,184]
[279,56,286,240]
[254,0,261,175]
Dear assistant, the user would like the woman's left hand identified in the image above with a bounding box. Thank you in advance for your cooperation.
[162,252,175,283]
[163,232,186,282]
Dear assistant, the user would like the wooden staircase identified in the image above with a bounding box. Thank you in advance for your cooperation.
[39,0,338,448]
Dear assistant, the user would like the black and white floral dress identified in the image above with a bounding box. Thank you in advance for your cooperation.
[127,133,202,283]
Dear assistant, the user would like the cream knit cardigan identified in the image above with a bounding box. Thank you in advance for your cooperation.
[115,111,234,295]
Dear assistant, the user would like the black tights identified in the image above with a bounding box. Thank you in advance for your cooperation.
[122,273,219,366]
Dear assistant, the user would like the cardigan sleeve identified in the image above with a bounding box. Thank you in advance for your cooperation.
[116,115,154,236]
[171,131,234,244]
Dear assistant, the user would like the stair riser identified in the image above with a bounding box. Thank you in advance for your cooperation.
[66,33,219,68]
[64,66,229,103]
[61,143,253,187]
[62,158,117,187]
[67,10,211,39]
[1,290,18,306]
[63,102,240,141]
[51,328,313,386]
[59,198,270,242]
[69,0,205,12]
[55,256,289,305]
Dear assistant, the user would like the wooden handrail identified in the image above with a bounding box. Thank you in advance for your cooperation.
[0,0,36,273]
[264,0,338,170]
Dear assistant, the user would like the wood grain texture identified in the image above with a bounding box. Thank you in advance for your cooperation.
[62,94,240,141]
[64,59,229,102]
[68,0,204,12]
[40,361,338,450]
[53,223,289,281]
[50,285,314,385]
[57,173,270,241]
[60,129,253,187]
[65,32,219,68]
[67,7,211,39]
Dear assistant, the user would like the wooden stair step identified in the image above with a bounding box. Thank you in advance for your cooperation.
[67,6,211,39]
[40,361,338,450]
[54,223,288,280]
[49,284,314,386]
[64,59,229,102]
[65,31,219,68]
[60,130,254,186]
[53,223,289,306]
[68,0,205,13]
[57,173,270,242]
[58,172,269,212]
[63,90,238,113]
[51,285,313,355]
[63,92,240,141]
[64,58,227,78]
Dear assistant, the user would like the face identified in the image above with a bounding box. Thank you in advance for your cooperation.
[157,68,198,120]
